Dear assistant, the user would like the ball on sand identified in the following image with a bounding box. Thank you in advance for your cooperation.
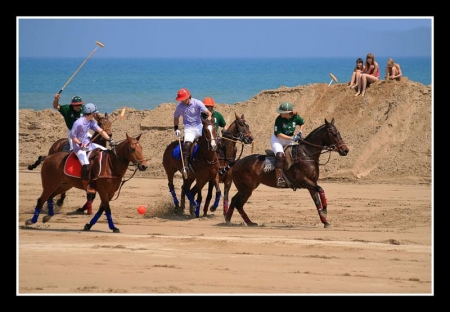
[137,205,146,215]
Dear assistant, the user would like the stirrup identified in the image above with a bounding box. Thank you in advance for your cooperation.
[276,178,286,188]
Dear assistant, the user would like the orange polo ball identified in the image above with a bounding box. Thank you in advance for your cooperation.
[137,205,146,215]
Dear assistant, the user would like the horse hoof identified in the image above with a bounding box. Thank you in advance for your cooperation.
[84,224,92,231]
[210,206,217,212]
[25,219,34,226]
[56,199,64,207]
[324,222,331,228]
[112,228,121,233]
[42,215,52,223]
[247,222,258,227]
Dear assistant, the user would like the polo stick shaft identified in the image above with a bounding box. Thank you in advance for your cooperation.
[58,41,105,94]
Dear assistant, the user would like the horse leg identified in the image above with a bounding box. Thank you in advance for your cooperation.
[83,202,120,233]
[209,178,221,213]
[222,175,232,216]
[308,186,330,228]
[167,181,181,214]
[76,192,95,215]
[42,198,56,223]
[227,191,257,226]
[56,192,66,207]
[202,181,215,216]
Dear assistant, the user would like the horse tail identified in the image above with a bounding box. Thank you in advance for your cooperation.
[28,155,46,170]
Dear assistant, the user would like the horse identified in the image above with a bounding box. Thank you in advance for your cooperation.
[27,113,113,214]
[197,113,254,216]
[226,118,349,228]
[25,133,148,233]
[162,117,219,217]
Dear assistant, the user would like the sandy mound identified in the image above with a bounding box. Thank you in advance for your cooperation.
[18,77,432,185]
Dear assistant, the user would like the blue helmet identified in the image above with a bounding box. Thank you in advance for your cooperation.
[83,103,98,114]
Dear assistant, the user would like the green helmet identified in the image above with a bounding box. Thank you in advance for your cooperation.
[276,102,293,114]
[71,96,83,105]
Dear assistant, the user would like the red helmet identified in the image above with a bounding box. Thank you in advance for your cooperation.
[176,88,191,101]
[203,97,215,107]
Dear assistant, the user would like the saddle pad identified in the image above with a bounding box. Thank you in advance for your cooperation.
[64,153,82,178]
[63,151,104,178]
[172,144,198,160]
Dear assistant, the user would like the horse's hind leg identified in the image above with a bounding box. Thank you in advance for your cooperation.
[56,192,66,207]
[25,196,49,226]
[227,192,257,226]
[75,192,95,215]
[308,186,330,228]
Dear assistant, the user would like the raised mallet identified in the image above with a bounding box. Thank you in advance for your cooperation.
[305,73,339,125]
[58,41,105,94]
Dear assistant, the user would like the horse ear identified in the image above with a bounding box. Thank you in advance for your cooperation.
[235,112,239,119]
[331,118,335,124]
[136,134,142,141]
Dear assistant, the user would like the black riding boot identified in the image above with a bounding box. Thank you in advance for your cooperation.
[275,152,286,188]
[182,141,193,176]
[81,164,96,194]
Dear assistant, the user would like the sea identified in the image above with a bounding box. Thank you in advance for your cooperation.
[18,57,432,113]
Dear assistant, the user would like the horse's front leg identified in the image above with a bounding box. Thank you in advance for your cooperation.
[203,181,215,216]
[308,186,330,228]
[83,202,119,233]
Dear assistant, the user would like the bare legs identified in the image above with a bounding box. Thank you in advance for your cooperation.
[355,74,379,96]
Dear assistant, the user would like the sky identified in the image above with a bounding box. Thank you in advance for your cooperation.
[17,17,433,58]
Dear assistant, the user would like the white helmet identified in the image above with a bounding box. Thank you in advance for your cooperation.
[83,103,98,114]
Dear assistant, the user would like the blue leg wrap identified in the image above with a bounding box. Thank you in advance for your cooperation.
[169,189,179,206]
[90,210,102,225]
[105,212,115,229]
[47,199,54,216]
[213,192,221,208]
[186,191,196,207]
[31,207,40,223]
[195,199,201,217]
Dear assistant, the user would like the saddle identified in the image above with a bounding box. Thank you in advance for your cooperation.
[172,140,199,161]
[264,144,295,171]
[63,149,104,179]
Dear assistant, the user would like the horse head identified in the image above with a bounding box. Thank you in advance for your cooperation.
[94,112,113,139]
[324,118,349,156]
[201,117,218,152]
[224,112,254,145]
[115,133,148,171]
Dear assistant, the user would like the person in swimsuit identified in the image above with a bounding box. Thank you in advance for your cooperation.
[355,53,380,97]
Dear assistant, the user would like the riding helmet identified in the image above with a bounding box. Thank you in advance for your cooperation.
[276,102,293,114]
[176,88,191,101]
[71,96,83,105]
[83,103,99,114]
[203,97,215,107]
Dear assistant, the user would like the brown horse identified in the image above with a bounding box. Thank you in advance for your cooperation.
[25,133,148,233]
[199,113,254,216]
[27,113,113,214]
[162,117,219,217]
[226,118,349,228]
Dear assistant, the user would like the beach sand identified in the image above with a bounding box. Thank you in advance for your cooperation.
[18,78,433,294]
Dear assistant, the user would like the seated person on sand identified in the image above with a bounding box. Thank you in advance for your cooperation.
[385,58,402,81]
[349,57,364,89]
[355,53,380,97]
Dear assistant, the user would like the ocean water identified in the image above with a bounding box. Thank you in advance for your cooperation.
[18,57,432,113]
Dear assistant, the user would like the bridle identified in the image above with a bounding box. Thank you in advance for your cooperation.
[199,120,218,151]
[220,118,253,161]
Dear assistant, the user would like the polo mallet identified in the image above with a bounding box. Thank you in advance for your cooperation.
[178,137,188,179]
[305,73,338,125]
[89,107,126,144]
[58,41,105,94]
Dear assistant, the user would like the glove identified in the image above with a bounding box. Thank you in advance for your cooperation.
[294,132,302,142]
[79,143,89,151]
[175,129,181,138]
[109,139,116,146]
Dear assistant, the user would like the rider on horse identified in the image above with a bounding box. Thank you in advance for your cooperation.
[173,88,212,175]
[53,94,85,151]
[270,102,305,188]
[201,97,228,133]
[70,103,115,194]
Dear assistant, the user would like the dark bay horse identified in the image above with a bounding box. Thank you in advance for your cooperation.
[27,113,113,214]
[200,113,254,216]
[226,118,349,228]
[162,117,219,217]
[25,133,148,233]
